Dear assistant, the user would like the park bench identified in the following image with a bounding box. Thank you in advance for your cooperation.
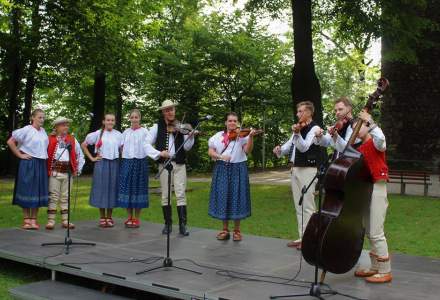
[388,170,432,196]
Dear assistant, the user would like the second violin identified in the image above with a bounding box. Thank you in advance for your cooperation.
[227,128,264,140]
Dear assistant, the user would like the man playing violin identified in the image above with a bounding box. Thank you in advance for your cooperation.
[314,96,353,157]
[149,100,195,236]
[334,111,392,283]
[207,112,258,242]
[273,101,321,250]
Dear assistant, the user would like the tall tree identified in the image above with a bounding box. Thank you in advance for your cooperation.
[291,0,322,126]
[246,0,323,124]
[5,0,22,136]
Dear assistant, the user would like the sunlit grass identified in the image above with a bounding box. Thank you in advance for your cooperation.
[0,177,439,298]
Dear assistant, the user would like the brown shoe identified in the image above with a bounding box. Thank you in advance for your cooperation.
[22,218,33,230]
[29,218,40,230]
[365,272,392,283]
[287,240,301,248]
[355,268,378,277]
[216,230,230,241]
[233,230,242,242]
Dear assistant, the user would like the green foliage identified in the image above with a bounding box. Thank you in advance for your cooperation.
[1,0,437,172]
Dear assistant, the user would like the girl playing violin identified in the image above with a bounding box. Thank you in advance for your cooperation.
[207,112,257,241]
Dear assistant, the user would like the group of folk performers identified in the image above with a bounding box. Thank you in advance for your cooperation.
[273,98,391,283]
[7,98,391,283]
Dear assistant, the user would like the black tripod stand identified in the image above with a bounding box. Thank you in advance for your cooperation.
[271,164,336,300]
[42,141,95,255]
[137,120,205,276]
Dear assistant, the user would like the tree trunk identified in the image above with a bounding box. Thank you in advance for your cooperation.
[4,3,23,175]
[6,4,23,136]
[90,69,106,132]
[23,0,42,126]
[291,0,323,126]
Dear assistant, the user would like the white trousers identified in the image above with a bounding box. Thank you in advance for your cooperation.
[159,162,187,206]
[365,181,390,256]
[48,172,72,221]
[291,167,317,239]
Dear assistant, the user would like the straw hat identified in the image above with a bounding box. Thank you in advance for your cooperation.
[52,116,72,126]
[158,100,178,110]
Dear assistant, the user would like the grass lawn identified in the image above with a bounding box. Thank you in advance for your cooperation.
[0,177,439,298]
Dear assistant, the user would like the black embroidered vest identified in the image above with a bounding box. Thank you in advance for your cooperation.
[156,118,186,164]
[293,121,320,167]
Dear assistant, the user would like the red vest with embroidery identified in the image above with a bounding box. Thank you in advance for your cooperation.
[356,138,389,183]
[47,134,78,175]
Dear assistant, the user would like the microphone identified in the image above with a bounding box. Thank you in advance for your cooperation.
[198,115,213,121]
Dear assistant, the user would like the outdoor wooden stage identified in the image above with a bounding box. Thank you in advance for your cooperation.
[1,220,439,299]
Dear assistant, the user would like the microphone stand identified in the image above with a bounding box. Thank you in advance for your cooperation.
[42,140,95,255]
[271,163,336,300]
[136,119,205,276]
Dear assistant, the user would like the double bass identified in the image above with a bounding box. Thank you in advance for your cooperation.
[301,78,389,274]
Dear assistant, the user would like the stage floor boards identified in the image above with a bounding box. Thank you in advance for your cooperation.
[0,220,439,300]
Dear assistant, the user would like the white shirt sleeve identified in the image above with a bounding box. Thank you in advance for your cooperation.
[208,135,216,149]
[315,133,332,147]
[149,124,158,144]
[294,125,320,153]
[183,134,195,151]
[334,134,348,153]
[75,138,85,174]
[370,126,386,152]
[280,134,295,156]
[84,131,99,145]
[120,130,127,147]
[144,129,161,160]
[11,126,29,143]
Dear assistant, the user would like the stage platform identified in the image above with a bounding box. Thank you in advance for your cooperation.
[1,220,439,300]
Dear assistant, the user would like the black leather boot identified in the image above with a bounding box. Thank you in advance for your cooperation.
[177,205,189,236]
[161,205,172,235]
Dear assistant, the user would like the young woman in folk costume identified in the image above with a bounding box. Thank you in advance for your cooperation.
[82,113,122,228]
[207,112,258,241]
[117,109,169,228]
[46,117,85,230]
[7,109,49,230]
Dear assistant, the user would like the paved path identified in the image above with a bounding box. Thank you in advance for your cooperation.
[190,170,440,197]
[2,170,439,197]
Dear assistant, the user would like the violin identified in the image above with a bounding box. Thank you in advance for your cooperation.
[292,113,310,134]
[227,128,264,140]
[167,121,201,135]
[328,115,352,136]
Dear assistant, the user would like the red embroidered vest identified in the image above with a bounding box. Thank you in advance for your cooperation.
[47,134,78,175]
[356,138,389,183]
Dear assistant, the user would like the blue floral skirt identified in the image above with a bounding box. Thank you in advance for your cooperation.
[90,158,120,208]
[13,158,48,208]
[117,158,149,208]
[208,161,251,221]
